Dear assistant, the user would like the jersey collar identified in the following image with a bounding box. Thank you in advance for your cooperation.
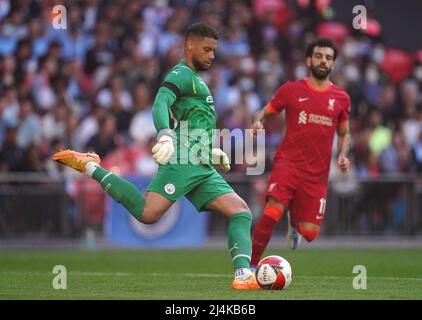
[180,60,195,72]
[305,77,333,93]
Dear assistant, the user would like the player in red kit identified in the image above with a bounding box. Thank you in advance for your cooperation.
[250,38,351,269]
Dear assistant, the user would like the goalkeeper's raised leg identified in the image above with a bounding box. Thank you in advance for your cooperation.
[52,149,174,224]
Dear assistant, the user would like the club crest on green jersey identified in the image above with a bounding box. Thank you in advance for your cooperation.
[165,183,176,195]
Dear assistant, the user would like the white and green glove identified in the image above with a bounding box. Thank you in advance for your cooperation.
[152,134,174,165]
[212,148,231,172]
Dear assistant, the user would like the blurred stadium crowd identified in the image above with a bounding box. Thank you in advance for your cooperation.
[0,0,421,179]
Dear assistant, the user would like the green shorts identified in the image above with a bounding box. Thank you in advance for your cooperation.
[146,164,234,212]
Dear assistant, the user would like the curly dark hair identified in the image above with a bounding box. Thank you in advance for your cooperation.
[306,38,338,60]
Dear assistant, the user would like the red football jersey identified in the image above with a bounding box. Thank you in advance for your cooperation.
[267,78,351,180]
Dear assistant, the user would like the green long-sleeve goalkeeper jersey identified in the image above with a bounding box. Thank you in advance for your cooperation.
[152,60,217,165]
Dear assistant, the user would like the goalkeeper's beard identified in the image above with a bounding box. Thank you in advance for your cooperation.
[192,57,211,72]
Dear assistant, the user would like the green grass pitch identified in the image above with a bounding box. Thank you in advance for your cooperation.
[0,248,421,300]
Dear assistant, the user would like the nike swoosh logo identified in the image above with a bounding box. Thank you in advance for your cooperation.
[299,97,309,102]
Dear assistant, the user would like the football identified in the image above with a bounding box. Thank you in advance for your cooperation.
[255,255,293,290]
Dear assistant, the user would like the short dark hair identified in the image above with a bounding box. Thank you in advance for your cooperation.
[306,38,338,60]
[185,22,219,41]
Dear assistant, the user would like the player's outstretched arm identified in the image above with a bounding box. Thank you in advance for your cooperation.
[251,105,274,136]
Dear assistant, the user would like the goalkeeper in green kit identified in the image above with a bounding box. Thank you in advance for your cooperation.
[52,22,259,290]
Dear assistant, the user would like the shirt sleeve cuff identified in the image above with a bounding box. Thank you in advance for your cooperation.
[266,102,279,114]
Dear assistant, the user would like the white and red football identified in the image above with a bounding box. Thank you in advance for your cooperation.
[255,255,293,290]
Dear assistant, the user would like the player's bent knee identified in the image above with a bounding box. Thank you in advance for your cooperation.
[237,198,250,212]
[297,225,320,242]
[140,210,161,224]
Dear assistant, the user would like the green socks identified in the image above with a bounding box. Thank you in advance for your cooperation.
[91,166,144,221]
[228,211,253,270]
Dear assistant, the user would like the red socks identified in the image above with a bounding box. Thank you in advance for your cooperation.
[251,205,284,267]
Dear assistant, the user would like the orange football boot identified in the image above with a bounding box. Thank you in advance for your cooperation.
[51,149,101,173]
[231,274,261,290]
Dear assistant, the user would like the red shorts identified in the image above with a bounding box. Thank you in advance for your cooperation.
[266,165,328,227]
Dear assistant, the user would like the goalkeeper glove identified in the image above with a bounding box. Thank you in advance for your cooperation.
[212,148,230,172]
[152,134,174,165]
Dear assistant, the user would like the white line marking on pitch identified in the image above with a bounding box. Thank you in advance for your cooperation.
[0,271,131,276]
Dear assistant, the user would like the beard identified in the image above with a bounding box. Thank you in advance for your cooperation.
[310,63,332,80]
[192,57,210,72]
